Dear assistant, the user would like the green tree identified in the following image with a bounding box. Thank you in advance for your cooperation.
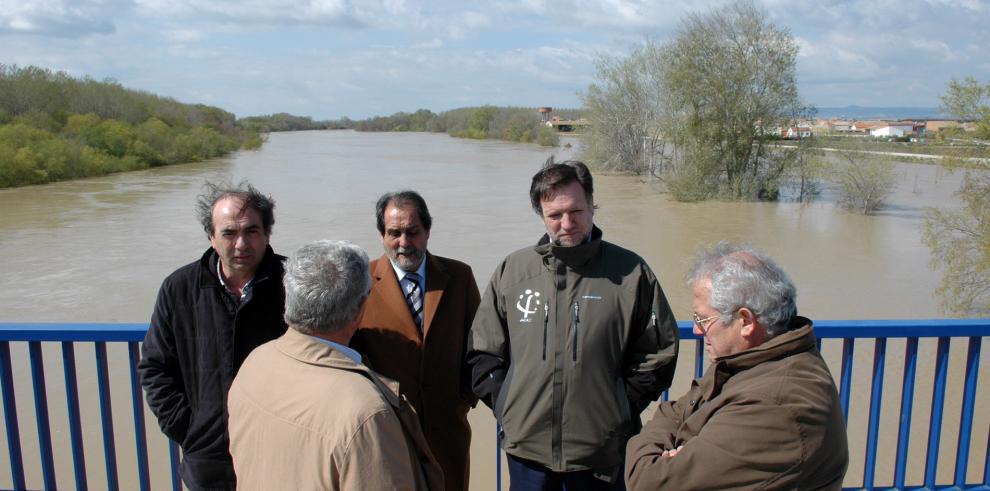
[923,76,990,315]
[923,171,990,315]
[940,76,990,139]
[582,1,809,199]
[665,1,807,199]
[468,105,497,137]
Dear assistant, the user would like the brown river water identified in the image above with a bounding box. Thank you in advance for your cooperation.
[0,130,986,489]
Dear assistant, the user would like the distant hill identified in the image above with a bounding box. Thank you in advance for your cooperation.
[813,106,947,120]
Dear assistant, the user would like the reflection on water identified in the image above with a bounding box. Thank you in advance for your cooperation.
[0,130,982,489]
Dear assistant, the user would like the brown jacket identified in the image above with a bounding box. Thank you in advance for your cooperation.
[626,319,848,490]
[228,328,444,491]
[353,253,480,491]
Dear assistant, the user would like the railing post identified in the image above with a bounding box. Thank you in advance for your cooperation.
[62,341,88,491]
[893,337,918,488]
[863,338,886,489]
[128,342,151,491]
[694,339,704,378]
[839,338,855,424]
[954,336,982,486]
[924,336,951,489]
[169,440,181,491]
[496,423,502,491]
[28,341,56,490]
[0,341,26,490]
[95,342,119,491]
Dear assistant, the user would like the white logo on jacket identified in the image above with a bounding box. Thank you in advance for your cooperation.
[516,289,541,322]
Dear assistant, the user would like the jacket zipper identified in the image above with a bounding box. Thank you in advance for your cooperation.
[572,301,580,361]
[542,302,549,361]
[651,310,658,341]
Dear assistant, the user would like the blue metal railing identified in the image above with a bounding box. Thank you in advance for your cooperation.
[0,323,178,491]
[0,320,988,490]
[495,319,990,491]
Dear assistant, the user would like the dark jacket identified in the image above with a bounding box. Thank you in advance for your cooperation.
[467,226,679,472]
[139,246,287,490]
[626,318,849,490]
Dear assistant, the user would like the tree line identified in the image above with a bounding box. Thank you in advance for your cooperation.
[239,113,354,133]
[353,106,573,146]
[0,64,261,188]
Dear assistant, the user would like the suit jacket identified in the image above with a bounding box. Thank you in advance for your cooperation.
[352,252,481,491]
[228,328,444,491]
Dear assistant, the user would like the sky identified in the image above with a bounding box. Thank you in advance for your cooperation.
[1,0,988,120]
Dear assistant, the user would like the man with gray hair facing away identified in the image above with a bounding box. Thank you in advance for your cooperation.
[625,242,848,490]
[227,240,443,490]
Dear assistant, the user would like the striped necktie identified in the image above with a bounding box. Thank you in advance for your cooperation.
[404,272,423,331]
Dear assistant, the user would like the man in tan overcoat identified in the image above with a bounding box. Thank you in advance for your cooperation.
[228,240,443,490]
[625,242,848,490]
[352,190,480,491]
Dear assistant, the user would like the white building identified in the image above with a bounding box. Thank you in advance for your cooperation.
[870,124,915,137]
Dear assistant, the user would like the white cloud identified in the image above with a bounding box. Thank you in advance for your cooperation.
[413,38,443,49]
[0,0,130,37]
[134,0,412,28]
[445,11,492,40]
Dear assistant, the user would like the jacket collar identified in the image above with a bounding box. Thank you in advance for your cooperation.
[535,225,604,267]
[273,328,403,407]
[371,251,450,337]
[198,244,280,289]
[701,316,816,398]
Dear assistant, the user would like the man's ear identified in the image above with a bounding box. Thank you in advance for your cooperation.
[737,307,759,338]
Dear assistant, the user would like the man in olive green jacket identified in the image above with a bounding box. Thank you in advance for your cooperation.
[228,241,443,491]
[468,159,679,490]
[626,242,848,490]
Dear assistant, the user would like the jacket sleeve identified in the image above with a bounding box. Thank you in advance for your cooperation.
[459,267,483,405]
[138,278,191,444]
[622,264,679,414]
[465,262,509,410]
[625,392,805,490]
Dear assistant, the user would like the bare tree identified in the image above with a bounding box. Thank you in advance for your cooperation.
[582,41,669,174]
[832,149,897,214]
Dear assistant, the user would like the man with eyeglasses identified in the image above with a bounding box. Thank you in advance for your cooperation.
[468,158,679,490]
[625,242,848,490]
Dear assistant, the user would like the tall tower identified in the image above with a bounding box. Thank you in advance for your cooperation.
[538,107,553,124]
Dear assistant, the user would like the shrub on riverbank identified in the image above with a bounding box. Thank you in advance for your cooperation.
[0,64,259,188]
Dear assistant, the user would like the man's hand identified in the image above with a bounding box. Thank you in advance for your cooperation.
[661,445,684,458]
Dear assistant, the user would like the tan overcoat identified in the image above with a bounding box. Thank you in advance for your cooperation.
[352,253,480,491]
[626,319,848,490]
[228,328,444,491]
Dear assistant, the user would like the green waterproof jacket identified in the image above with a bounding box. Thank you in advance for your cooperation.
[467,226,679,472]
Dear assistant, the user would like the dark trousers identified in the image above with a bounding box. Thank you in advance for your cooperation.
[507,454,625,491]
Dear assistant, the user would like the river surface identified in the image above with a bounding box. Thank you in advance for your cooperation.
[0,130,985,489]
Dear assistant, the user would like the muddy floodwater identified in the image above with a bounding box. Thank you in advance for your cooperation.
[0,130,986,489]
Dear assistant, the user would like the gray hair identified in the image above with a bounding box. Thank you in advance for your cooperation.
[688,242,798,337]
[195,181,276,238]
[283,240,371,335]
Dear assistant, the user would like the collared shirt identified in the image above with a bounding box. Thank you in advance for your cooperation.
[308,335,363,365]
[389,255,427,296]
[216,257,254,303]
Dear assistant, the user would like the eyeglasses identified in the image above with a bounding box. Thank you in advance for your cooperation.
[693,312,721,333]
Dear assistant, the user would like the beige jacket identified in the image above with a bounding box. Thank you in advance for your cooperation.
[228,328,444,491]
